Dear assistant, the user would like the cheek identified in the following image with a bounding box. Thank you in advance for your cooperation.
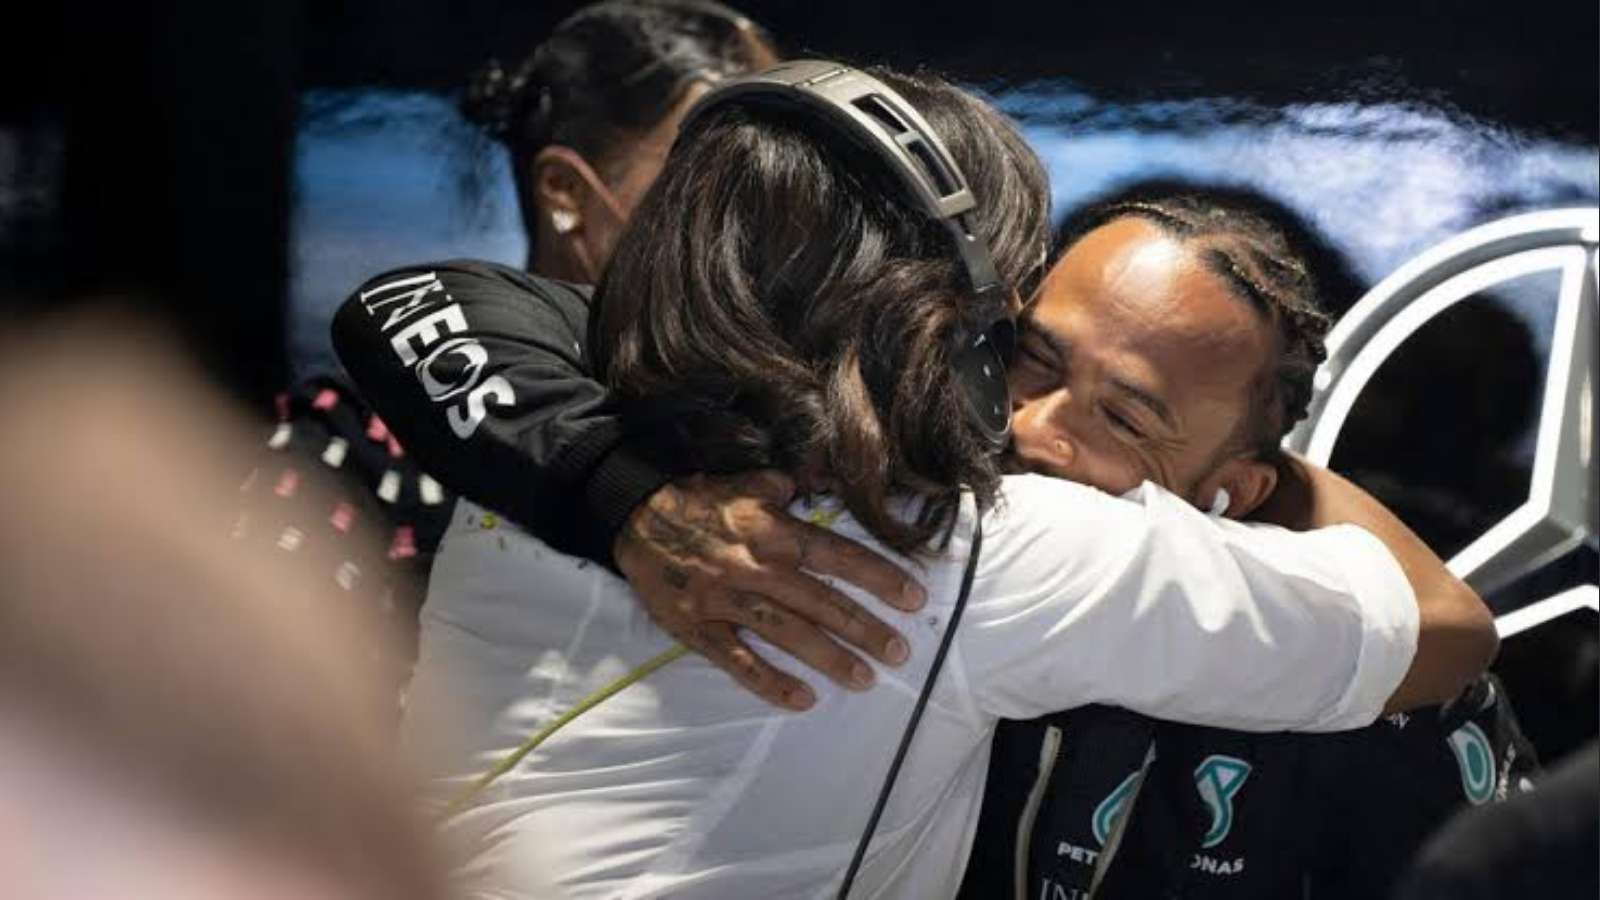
[1075,451,1148,497]
[1011,400,1146,494]
[1009,400,1055,455]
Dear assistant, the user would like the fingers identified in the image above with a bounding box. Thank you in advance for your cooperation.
[613,467,923,711]
[693,621,816,711]
[706,592,880,693]
[784,520,926,612]
[757,571,910,667]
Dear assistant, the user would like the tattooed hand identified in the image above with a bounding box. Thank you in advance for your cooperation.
[613,470,926,710]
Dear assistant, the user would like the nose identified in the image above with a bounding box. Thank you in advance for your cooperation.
[1012,389,1077,475]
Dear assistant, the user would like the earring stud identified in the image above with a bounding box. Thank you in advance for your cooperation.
[551,210,579,234]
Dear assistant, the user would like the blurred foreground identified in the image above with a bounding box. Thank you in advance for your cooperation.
[0,314,442,900]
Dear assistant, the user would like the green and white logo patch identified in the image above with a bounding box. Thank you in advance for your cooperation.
[1194,755,1252,848]
[1091,770,1143,847]
[1091,755,1253,849]
[1448,722,1496,805]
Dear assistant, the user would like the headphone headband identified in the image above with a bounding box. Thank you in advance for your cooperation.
[685,62,976,216]
[679,59,1013,448]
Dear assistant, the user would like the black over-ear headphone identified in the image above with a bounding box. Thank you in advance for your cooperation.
[679,59,1015,449]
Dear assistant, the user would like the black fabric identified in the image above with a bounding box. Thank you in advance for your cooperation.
[235,374,456,700]
[1396,740,1598,900]
[1305,675,1541,897]
[332,260,670,568]
[957,674,1540,899]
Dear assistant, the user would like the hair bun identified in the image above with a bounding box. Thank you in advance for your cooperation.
[461,58,522,138]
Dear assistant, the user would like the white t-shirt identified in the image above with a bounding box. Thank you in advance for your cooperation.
[402,475,1418,899]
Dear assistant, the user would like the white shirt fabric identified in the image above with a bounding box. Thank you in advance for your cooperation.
[402,475,1418,900]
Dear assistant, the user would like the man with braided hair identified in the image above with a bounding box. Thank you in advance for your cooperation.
[957,183,1537,898]
[1004,186,1337,524]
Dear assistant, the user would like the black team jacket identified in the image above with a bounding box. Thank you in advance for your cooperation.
[956,676,1536,900]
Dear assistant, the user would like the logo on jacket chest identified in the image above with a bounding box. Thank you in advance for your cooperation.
[1089,754,1252,850]
[1193,754,1252,848]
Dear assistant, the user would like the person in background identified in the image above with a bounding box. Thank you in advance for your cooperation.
[240,1,782,691]
[468,0,778,283]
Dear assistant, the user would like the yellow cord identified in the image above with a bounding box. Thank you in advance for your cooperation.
[441,643,691,818]
[442,506,844,819]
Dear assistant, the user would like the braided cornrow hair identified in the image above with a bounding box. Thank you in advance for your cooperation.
[1054,183,1340,459]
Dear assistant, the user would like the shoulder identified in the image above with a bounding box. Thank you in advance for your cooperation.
[985,475,1176,548]
[989,473,1124,524]
[989,475,1213,525]
[965,475,1148,605]
[443,261,591,307]
[987,474,1402,566]
[355,260,592,317]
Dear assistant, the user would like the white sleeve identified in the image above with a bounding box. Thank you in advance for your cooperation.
[958,475,1419,732]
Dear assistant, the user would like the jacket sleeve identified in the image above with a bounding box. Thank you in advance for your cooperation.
[958,476,1420,732]
[331,260,668,565]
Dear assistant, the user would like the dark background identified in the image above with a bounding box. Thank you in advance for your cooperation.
[4,0,1595,399]
[304,0,1600,141]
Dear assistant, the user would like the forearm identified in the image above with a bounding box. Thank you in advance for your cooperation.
[1254,454,1498,710]
[332,262,667,565]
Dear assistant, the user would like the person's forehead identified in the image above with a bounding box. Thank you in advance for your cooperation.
[1035,217,1271,393]
[1060,218,1186,296]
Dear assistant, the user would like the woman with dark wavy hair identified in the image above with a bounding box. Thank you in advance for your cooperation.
[392,64,1480,898]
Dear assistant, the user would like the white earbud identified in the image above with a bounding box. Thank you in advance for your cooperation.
[1208,487,1231,517]
[550,209,580,235]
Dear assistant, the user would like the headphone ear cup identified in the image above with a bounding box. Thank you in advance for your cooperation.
[952,334,1010,450]
[987,316,1017,364]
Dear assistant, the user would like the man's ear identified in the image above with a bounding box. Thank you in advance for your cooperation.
[1206,454,1279,520]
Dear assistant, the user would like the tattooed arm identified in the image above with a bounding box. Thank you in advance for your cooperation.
[615,472,925,710]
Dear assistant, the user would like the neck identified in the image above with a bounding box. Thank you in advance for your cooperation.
[528,230,592,286]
